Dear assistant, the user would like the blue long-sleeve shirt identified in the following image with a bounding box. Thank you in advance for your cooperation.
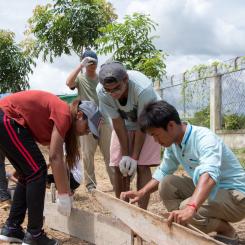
[153,124,245,198]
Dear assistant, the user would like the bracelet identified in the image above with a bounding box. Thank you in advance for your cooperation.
[186,203,198,211]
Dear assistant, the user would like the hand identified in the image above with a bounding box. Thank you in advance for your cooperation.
[56,193,72,216]
[127,157,137,177]
[167,206,196,227]
[80,57,97,67]
[119,156,132,177]
[120,190,144,204]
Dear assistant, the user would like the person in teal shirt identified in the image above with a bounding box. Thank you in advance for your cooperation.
[121,100,245,245]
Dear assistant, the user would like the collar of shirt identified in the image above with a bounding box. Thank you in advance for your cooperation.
[178,123,193,156]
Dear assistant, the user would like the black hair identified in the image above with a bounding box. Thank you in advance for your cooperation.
[139,100,181,132]
[103,77,119,84]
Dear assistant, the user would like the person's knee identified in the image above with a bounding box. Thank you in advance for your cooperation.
[159,175,178,200]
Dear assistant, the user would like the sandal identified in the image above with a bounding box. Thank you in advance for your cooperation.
[213,233,239,245]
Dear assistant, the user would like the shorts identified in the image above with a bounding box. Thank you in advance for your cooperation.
[110,130,161,167]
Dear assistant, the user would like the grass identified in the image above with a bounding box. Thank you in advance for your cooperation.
[233,148,245,168]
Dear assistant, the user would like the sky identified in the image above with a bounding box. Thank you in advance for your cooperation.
[1,0,245,94]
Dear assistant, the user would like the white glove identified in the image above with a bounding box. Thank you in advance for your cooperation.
[57,193,72,216]
[119,156,138,177]
[80,57,97,67]
[119,156,131,177]
[127,157,137,177]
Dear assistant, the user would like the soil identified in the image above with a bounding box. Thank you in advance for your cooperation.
[1,147,245,244]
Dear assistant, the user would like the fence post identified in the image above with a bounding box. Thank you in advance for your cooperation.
[210,72,222,132]
[154,80,162,98]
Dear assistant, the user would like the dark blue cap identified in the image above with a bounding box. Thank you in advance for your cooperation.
[81,49,98,62]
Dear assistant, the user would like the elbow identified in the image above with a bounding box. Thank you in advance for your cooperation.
[49,153,61,165]
[66,79,72,88]
[66,78,75,89]
[67,83,76,91]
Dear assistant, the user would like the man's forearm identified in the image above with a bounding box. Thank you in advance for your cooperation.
[131,130,145,160]
[66,64,83,88]
[50,158,70,194]
[139,178,159,195]
[189,172,216,208]
[113,118,129,156]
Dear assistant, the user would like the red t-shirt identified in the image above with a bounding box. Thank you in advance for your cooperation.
[0,90,71,145]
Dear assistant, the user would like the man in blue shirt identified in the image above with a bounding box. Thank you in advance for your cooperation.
[121,100,245,244]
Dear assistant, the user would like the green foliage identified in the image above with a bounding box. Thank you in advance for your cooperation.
[233,148,245,155]
[233,148,245,169]
[188,106,210,128]
[187,106,245,130]
[96,13,166,82]
[0,29,34,93]
[24,0,117,62]
[223,114,245,130]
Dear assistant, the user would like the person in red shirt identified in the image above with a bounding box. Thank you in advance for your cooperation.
[0,90,102,245]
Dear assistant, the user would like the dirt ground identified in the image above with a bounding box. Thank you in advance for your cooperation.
[1,147,245,245]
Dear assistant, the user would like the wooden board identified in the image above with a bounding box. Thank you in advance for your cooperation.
[44,193,133,245]
[93,190,225,245]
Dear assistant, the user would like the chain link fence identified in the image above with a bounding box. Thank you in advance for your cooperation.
[221,68,245,130]
[157,56,245,130]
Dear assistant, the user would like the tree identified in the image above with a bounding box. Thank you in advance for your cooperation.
[0,29,34,93]
[23,0,117,62]
[96,13,166,82]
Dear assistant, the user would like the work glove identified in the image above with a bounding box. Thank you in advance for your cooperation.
[80,57,97,67]
[119,156,132,177]
[127,157,137,177]
[57,193,72,216]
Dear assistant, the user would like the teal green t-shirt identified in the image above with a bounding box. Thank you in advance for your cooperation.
[75,73,110,124]
[75,73,99,105]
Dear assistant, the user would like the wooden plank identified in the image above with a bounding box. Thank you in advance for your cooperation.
[44,196,133,245]
[93,190,225,245]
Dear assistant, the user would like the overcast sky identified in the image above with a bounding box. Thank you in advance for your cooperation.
[1,0,245,94]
